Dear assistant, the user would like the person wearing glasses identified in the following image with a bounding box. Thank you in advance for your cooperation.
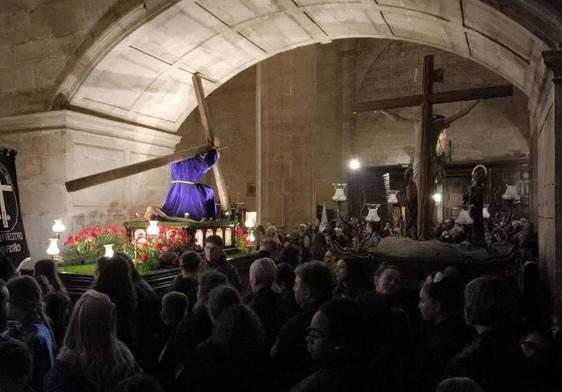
[290,297,375,392]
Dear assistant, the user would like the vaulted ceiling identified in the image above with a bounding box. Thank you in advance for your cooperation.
[58,0,550,132]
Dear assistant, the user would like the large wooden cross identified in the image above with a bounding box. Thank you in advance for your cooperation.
[351,55,513,240]
[65,73,231,214]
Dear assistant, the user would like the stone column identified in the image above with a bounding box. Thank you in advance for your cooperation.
[0,110,180,259]
[539,51,562,317]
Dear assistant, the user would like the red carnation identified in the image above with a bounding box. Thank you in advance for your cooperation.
[154,242,163,251]
[166,239,172,246]
[93,227,101,236]
[106,226,117,234]
[120,229,127,236]
[90,245,97,251]
[64,236,75,246]
[84,229,91,237]
[175,240,182,248]
[142,242,148,250]
[140,254,148,262]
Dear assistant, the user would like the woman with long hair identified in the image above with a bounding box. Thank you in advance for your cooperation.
[34,259,71,350]
[92,256,138,351]
[34,259,68,296]
[45,290,137,391]
[7,276,55,392]
[333,257,372,299]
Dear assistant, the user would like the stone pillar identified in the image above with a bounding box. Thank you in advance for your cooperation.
[0,110,180,260]
[538,51,562,317]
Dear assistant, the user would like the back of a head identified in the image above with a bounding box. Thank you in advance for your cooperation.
[276,263,295,290]
[34,259,56,281]
[249,258,277,288]
[93,256,136,309]
[208,284,241,321]
[162,291,188,325]
[0,253,15,282]
[0,339,32,385]
[34,258,66,294]
[464,276,521,329]
[342,257,372,291]
[436,377,484,392]
[95,256,111,278]
[6,275,42,317]
[212,304,265,353]
[423,275,464,317]
[318,297,367,357]
[114,374,165,392]
[197,271,228,305]
[179,251,201,273]
[278,245,300,269]
[295,261,334,304]
[63,290,117,360]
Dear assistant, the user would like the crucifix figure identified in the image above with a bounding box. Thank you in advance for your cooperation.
[0,182,12,228]
[352,55,513,240]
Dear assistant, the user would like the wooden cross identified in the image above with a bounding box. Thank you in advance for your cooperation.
[351,55,513,240]
[65,74,231,214]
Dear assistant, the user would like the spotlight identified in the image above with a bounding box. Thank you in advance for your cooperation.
[349,159,361,170]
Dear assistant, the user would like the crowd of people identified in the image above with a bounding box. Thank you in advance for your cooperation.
[0,223,556,392]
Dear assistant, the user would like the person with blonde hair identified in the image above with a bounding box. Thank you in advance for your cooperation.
[45,290,137,392]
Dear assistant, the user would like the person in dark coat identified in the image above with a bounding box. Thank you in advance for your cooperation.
[156,292,188,392]
[0,339,34,392]
[91,256,138,353]
[290,298,376,392]
[198,235,242,292]
[271,261,334,390]
[165,251,200,313]
[180,304,269,392]
[7,276,55,392]
[416,273,474,392]
[244,258,284,349]
[445,276,533,392]
[276,263,301,323]
[33,259,71,351]
[44,290,137,392]
[172,271,229,385]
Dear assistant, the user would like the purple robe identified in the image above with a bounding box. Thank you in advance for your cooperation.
[161,149,218,220]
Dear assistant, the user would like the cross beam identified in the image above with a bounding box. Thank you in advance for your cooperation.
[352,55,514,240]
[351,85,513,113]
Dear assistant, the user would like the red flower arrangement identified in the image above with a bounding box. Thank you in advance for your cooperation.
[130,224,193,272]
[235,226,250,253]
[63,225,128,264]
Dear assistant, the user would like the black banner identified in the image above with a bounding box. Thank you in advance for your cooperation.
[0,148,29,266]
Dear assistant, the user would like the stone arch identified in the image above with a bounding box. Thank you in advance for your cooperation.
[56,0,551,133]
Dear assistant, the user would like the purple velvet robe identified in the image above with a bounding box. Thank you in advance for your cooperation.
[161,149,218,220]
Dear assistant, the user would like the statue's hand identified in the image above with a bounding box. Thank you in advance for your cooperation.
[213,136,221,148]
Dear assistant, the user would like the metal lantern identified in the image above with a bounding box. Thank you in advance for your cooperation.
[502,184,520,202]
[332,183,347,202]
[365,204,381,222]
[456,209,474,225]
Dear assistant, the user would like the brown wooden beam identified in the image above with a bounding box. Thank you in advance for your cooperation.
[192,73,231,212]
[429,85,513,104]
[351,85,512,113]
[65,144,213,193]
[351,95,423,113]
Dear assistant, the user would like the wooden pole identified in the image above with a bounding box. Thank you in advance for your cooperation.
[192,73,231,212]
[65,143,213,192]
[417,55,434,240]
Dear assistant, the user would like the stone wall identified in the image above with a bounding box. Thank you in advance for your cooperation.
[0,0,122,117]
[0,111,179,260]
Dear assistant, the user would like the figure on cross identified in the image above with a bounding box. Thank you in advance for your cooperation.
[352,54,513,241]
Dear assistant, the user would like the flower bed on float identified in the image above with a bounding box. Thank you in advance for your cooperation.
[63,224,194,273]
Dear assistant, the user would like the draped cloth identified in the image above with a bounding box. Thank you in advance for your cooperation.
[161,149,219,220]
